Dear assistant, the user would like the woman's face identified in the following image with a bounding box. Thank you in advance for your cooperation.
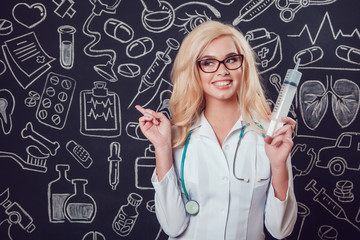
[197,35,243,105]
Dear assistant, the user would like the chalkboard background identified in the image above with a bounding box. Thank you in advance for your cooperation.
[1,0,360,239]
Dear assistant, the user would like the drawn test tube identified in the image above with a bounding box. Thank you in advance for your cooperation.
[58,25,76,69]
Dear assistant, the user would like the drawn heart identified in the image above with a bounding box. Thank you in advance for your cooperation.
[12,3,46,29]
[299,80,328,130]
[331,79,360,128]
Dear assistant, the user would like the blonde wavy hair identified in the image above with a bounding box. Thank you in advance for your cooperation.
[169,20,271,147]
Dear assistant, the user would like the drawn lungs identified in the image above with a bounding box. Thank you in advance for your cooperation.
[300,80,328,130]
[331,79,360,128]
[300,77,360,130]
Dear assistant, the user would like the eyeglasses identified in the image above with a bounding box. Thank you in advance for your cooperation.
[197,54,244,73]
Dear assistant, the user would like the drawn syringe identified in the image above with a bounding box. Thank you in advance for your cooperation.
[305,179,360,231]
[128,38,180,108]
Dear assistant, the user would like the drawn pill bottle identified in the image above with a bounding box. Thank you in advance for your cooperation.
[112,193,143,237]
[135,144,155,189]
[58,25,76,69]
[48,164,73,223]
[64,179,96,222]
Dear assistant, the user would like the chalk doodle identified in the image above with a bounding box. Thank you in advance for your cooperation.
[126,37,154,59]
[233,0,275,25]
[140,0,175,33]
[0,89,15,135]
[0,19,13,36]
[66,140,93,168]
[52,0,76,18]
[108,142,121,190]
[135,145,156,190]
[24,90,41,108]
[58,25,76,69]
[12,3,47,29]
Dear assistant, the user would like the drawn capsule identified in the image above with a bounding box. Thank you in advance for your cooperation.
[126,37,154,59]
[104,18,134,44]
[336,45,360,65]
[294,46,323,66]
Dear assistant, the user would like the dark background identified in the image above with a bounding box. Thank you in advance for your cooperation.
[1,0,360,239]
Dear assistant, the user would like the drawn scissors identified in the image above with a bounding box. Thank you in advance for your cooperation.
[275,0,336,22]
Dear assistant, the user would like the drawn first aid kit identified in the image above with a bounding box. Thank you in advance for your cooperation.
[36,72,76,129]
[80,81,121,137]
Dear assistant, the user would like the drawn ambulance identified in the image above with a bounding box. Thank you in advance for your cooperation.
[316,132,360,176]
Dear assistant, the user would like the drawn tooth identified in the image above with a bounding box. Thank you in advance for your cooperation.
[0,98,8,124]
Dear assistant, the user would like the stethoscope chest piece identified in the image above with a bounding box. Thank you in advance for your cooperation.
[185,200,199,215]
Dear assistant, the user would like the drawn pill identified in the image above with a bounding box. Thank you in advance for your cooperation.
[51,114,61,125]
[336,45,360,65]
[0,60,6,75]
[318,225,338,240]
[42,98,52,108]
[58,92,68,102]
[117,63,141,78]
[126,37,154,58]
[82,231,106,240]
[294,46,323,66]
[61,79,72,90]
[104,18,134,44]
[50,75,60,85]
[54,103,64,114]
[0,19,13,35]
[25,97,37,107]
[38,109,48,119]
[29,90,40,100]
[46,87,56,97]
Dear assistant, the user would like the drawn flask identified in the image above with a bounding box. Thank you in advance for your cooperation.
[113,193,143,236]
[48,164,73,223]
[64,179,97,223]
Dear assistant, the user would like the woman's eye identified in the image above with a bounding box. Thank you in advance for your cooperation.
[226,57,238,63]
[203,60,215,66]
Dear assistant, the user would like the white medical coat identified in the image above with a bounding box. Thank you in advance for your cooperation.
[152,112,297,240]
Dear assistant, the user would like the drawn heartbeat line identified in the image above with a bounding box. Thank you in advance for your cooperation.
[87,108,115,121]
[288,12,360,45]
[87,97,114,109]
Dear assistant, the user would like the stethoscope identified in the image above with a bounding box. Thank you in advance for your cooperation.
[180,122,267,216]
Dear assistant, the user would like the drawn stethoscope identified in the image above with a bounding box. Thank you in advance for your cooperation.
[180,123,268,215]
[275,0,336,22]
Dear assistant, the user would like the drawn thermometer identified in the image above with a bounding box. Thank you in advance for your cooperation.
[233,0,275,25]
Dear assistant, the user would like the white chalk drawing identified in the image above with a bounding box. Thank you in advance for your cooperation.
[64,179,97,223]
[305,179,360,231]
[24,90,40,108]
[80,81,122,138]
[233,0,275,26]
[214,0,235,5]
[108,142,121,190]
[82,231,106,240]
[269,73,282,93]
[288,12,360,45]
[357,207,360,223]
[146,200,163,240]
[136,78,173,110]
[245,28,282,74]
[104,18,134,43]
[156,89,172,119]
[126,37,154,59]
[140,0,175,33]
[83,0,122,82]
[48,164,73,223]
[66,140,93,168]
[0,60,6,75]
[52,0,76,18]
[12,3,47,29]
[58,25,76,69]
[318,225,338,240]
[336,45,360,65]
[0,19,13,36]
[316,132,360,176]
[0,89,15,135]
[174,2,221,34]
[293,202,310,240]
[291,144,316,179]
[36,72,76,130]
[126,122,147,141]
[21,122,60,156]
[128,38,180,108]
[135,145,155,190]
[333,180,354,203]
[112,192,143,237]
[299,76,360,130]
[117,63,141,78]
[294,46,324,67]
[1,32,55,89]
[275,0,336,23]
[0,188,36,240]
[0,150,48,173]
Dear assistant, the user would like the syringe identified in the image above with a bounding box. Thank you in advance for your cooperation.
[128,38,180,108]
[305,179,360,231]
[266,58,302,137]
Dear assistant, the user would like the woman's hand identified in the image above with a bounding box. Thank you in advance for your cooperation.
[135,105,172,149]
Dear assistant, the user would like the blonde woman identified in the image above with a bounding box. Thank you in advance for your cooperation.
[136,20,297,240]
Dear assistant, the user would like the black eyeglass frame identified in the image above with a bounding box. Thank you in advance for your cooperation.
[197,54,244,73]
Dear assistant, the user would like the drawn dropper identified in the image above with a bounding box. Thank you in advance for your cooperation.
[233,0,275,26]
[108,142,122,190]
[305,179,360,231]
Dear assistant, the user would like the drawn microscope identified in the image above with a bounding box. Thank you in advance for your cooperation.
[0,188,35,240]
